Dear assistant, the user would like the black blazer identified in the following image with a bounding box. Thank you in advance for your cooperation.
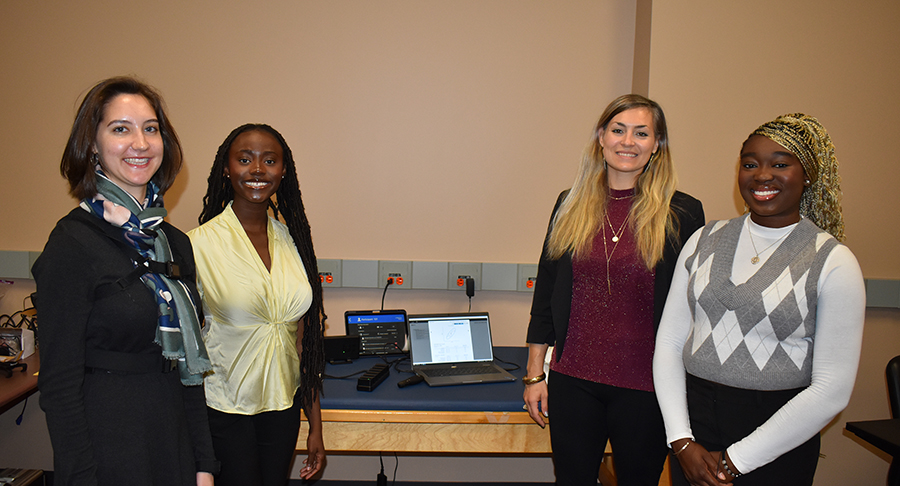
[525,190,705,361]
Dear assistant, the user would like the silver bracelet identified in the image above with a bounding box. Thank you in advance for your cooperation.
[721,453,742,478]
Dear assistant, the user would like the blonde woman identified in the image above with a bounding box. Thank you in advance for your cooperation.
[524,94,704,485]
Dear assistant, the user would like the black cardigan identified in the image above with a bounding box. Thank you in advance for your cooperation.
[525,190,705,361]
[32,208,218,484]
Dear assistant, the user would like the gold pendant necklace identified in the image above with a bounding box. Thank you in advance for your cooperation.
[601,212,628,294]
[605,212,629,243]
[747,223,788,265]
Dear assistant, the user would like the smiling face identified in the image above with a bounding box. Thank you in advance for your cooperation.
[598,107,659,189]
[225,130,285,209]
[739,135,809,228]
[93,94,163,201]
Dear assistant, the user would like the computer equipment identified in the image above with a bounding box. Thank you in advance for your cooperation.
[407,312,516,386]
[324,335,361,364]
[344,309,408,356]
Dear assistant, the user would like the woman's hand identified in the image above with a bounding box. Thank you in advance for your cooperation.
[672,439,732,486]
[523,379,549,427]
[300,391,326,479]
[299,431,325,479]
[523,343,550,427]
[196,472,214,486]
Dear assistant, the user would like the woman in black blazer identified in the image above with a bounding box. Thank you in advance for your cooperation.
[523,94,704,486]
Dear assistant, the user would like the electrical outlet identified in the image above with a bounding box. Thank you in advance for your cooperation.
[517,263,538,292]
[448,262,481,291]
[317,259,342,288]
[378,260,412,289]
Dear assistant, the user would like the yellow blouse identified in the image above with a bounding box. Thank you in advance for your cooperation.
[188,203,312,414]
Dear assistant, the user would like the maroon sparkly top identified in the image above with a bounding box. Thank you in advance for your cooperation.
[550,188,657,392]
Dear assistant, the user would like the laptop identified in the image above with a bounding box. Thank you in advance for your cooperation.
[407,312,516,386]
[344,309,408,356]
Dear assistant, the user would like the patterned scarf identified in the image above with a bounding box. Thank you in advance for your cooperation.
[81,169,211,385]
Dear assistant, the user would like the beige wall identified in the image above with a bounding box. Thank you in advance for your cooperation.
[649,0,900,279]
[0,0,634,265]
[2,0,899,484]
[0,0,636,347]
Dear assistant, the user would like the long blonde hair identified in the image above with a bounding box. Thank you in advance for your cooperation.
[547,94,679,269]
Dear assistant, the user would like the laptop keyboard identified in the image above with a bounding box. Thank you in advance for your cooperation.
[428,365,501,377]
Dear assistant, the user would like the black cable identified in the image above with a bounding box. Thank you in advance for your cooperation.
[380,277,394,311]
[377,452,387,486]
[322,370,367,380]
[383,355,412,373]
[392,452,399,485]
[0,311,24,328]
[494,356,521,372]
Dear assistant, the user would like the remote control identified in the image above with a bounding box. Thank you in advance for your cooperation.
[397,374,425,388]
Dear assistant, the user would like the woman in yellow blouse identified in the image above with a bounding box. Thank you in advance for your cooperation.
[189,124,325,485]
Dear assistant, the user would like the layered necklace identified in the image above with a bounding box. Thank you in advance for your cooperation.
[601,208,630,294]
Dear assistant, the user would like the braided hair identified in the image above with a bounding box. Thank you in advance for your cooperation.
[198,123,325,413]
[751,113,844,241]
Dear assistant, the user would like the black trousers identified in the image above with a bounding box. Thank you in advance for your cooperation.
[669,374,820,486]
[548,370,668,486]
[206,393,303,486]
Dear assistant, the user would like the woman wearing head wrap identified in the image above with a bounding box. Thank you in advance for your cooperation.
[653,114,865,485]
[524,94,705,485]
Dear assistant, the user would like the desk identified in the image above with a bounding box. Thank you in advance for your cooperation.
[0,352,39,415]
[295,347,655,485]
[298,347,550,454]
[846,418,900,486]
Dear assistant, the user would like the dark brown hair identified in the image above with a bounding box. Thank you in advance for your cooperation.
[60,76,183,199]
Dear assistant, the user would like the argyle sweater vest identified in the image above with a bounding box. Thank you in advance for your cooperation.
[681,216,839,390]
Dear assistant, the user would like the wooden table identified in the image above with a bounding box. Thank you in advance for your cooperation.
[300,408,549,454]
[295,347,652,485]
[0,351,39,415]
[298,347,550,454]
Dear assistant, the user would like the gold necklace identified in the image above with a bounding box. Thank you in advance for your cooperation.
[746,224,788,265]
[605,212,629,243]
[609,194,634,201]
[601,212,628,294]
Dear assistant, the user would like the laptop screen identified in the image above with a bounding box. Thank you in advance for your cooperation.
[407,313,494,366]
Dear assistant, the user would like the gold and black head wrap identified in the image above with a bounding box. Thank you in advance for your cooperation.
[751,113,844,241]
